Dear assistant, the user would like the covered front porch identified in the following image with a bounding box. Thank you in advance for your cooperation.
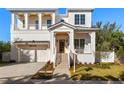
[48,21,97,70]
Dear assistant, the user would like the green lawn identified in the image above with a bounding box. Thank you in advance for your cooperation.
[70,63,124,81]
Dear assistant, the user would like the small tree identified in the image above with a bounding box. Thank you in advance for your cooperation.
[0,41,10,53]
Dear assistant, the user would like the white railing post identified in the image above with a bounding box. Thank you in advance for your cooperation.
[73,53,76,73]
[68,53,70,68]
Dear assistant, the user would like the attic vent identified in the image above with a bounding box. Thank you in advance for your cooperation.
[61,19,64,22]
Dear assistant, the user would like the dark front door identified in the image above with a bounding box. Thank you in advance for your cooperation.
[59,39,65,53]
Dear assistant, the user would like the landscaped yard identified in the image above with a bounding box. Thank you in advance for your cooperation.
[70,63,124,81]
[32,61,54,79]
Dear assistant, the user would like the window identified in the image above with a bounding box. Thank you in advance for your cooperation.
[74,39,79,49]
[23,20,25,28]
[74,14,85,25]
[60,19,64,22]
[75,14,79,25]
[35,20,39,29]
[80,39,85,49]
[74,39,85,49]
[47,20,52,27]
[80,15,85,24]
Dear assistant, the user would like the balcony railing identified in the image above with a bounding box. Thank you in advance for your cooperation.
[13,24,51,30]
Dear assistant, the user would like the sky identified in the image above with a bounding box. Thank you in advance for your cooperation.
[0,8,124,41]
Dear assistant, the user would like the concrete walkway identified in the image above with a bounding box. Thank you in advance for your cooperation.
[0,62,46,84]
[53,54,70,80]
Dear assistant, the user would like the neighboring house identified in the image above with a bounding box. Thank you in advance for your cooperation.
[8,8,99,67]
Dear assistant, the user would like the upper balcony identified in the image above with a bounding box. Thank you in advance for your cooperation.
[11,12,55,31]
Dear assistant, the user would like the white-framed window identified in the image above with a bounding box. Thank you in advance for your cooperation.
[22,20,25,28]
[74,14,85,25]
[74,39,85,52]
[35,20,39,29]
[47,20,52,27]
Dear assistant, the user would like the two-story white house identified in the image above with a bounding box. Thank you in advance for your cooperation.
[8,8,99,68]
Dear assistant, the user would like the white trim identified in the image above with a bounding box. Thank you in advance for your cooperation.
[38,13,42,30]
[48,22,76,30]
[24,13,28,29]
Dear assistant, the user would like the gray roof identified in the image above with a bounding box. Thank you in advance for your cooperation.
[7,8,57,12]
[48,21,99,31]
[68,8,94,12]
[7,8,94,12]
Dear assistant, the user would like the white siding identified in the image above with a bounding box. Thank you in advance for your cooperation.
[74,32,92,53]
[11,31,50,42]
[68,12,92,27]
[77,53,95,64]
[55,11,92,27]
[74,32,95,64]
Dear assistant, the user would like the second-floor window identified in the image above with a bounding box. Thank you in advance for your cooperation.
[23,20,25,28]
[47,20,52,27]
[75,14,85,25]
[35,20,39,29]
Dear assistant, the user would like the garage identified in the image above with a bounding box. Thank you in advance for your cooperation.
[14,41,50,62]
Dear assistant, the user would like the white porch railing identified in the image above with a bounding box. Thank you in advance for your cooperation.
[13,24,50,30]
[69,49,78,73]
[53,47,57,68]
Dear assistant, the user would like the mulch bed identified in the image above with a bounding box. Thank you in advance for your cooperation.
[31,61,54,79]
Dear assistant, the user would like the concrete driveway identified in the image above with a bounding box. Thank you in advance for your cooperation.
[0,62,46,84]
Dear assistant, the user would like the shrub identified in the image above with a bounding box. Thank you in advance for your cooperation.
[71,74,82,80]
[84,67,93,72]
[80,74,107,81]
[93,63,110,69]
[80,74,91,80]
[32,72,52,79]
[90,75,107,81]
[119,71,124,80]
[105,75,119,81]
[116,46,124,58]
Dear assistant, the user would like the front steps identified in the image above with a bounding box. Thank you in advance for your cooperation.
[53,53,70,80]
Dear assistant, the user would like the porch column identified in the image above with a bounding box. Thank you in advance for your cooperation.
[50,32,56,68]
[70,31,74,51]
[52,13,55,24]
[89,32,95,53]
[17,48,21,63]
[53,32,56,68]
[38,13,42,30]
[89,32,96,63]
[24,13,28,29]
[11,13,16,30]
[50,32,54,61]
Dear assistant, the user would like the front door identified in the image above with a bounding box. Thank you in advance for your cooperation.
[59,39,65,53]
